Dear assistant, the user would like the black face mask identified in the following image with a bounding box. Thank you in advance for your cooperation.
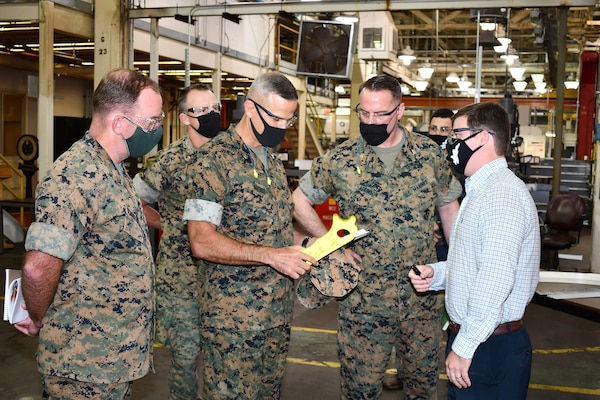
[359,122,392,146]
[445,139,483,175]
[250,107,287,148]
[194,111,221,138]
[426,133,447,147]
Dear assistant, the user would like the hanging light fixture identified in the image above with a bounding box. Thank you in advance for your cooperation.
[413,80,429,91]
[513,80,528,91]
[479,22,497,31]
[493,25,511,53]
[446,72,460,83]
[510,66,526,80]
[531,73,545,83]
[494,37,512,53]
[457,71,472,90]
[509,60,526,80]
[398,45,416,66]
[565,73,579,90]
[500,47,519,65]
[534,81,547,91]
[334,85,346,94]
[418,62,434,80]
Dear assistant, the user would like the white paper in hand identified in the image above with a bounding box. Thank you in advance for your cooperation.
[7,277,28,324]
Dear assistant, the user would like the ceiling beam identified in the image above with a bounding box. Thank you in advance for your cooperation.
[129,0,597,19]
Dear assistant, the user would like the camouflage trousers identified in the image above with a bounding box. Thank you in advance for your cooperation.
[42,375,132,400]
[155,291,201,400]
[201,325,291,400]
[338,312,442,400]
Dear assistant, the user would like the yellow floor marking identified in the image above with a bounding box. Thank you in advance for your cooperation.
[291,363,600,396]
[291,326,336,334]
[288,328,600,395]
[528,383,600,395]
[534,346,600,354]
[291,326,600,357]
[287,357,340,368]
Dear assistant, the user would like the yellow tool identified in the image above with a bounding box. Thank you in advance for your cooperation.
[301,214,359,261]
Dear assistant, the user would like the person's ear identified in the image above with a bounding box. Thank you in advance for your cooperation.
[396,103,406,120]
[244,99,255,117]
[112,115,124,135]
[179,112,191,126]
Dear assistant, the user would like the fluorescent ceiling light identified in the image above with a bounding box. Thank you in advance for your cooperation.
[335,15,359,23]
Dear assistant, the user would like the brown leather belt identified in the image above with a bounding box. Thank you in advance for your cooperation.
[448,320,523,336]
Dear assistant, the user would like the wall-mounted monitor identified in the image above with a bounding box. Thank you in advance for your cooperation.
[296,20,355,79]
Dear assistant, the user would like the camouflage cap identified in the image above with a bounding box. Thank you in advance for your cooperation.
[296,273,332,309]
[311,247,361,297]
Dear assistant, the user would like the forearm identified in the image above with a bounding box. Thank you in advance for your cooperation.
[21,250,63,325]
[188,220,315,279]
[189,223,269,265]
[141,200,161,230]
[438,200,459,242]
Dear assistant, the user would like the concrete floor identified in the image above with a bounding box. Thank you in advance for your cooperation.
[1,230,599,400]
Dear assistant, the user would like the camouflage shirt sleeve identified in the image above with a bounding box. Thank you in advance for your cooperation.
[133,173,160,204]
[183,198,223,225]
[298,172,331,205]
[436,174,463,207]
[25,176,91,260]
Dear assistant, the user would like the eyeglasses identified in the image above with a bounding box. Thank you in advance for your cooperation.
[186,103,222,116]
[122,111,164,134]
[429,125,451,133]
[249,99,298,128]
[447,127,493,145]
[354,103,400,122]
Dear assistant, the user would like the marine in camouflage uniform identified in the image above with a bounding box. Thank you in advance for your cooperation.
[183,126,294,399]
[182,71,314,400]
[134,138,203,399]
[26,133,155,395]
[133,84,222,400]
[15,69,161,400]
[293,75,461,400]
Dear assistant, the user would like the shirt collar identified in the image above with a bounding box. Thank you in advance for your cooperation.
[465,157,508,193]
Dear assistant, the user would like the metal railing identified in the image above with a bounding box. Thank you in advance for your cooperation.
[0,154,27,225]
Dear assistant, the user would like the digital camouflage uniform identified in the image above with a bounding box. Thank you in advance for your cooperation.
[183,126,294,400]
[133,136,205,400]
[299,129,461,400]
[25,133,154,388]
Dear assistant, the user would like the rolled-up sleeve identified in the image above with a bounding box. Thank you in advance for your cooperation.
[298,173,331,205]
[25,222,78,261]
[183,199,223,226]
[133,173,160,204]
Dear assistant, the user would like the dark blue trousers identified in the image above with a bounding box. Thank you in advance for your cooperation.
[446,327,532,400]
